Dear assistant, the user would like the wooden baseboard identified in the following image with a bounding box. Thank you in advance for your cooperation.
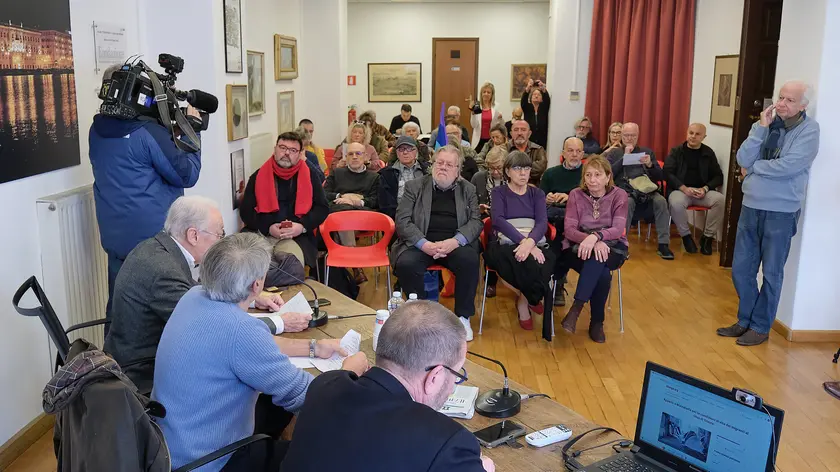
[0,414,54,470]
[772,319,840,342]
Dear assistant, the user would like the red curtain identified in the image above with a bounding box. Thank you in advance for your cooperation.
[585,0,696,162]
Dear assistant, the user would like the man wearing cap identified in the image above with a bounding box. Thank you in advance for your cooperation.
[379,136,429,220]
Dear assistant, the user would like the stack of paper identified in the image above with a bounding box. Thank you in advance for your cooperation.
[438,385,479,419]
[287,329,361,373]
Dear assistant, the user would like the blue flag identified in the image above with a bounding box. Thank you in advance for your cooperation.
[435,102,448,150]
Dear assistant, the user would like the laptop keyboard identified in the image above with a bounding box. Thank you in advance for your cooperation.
[597,456,656,472]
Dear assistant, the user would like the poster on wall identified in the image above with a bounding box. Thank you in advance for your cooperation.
[510,64,547,101]
[368,63,421,102]
[0,0,80,184]
[230,149,245,210]
[223,0,243,73]
[710,55,739,128]
[226,84,249,141]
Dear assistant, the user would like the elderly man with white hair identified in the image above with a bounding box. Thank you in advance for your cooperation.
[388,121,430,165]
[717,80,820,347]
[104,196,309,393]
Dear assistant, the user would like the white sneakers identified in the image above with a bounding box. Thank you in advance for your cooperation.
[460,316,474,342]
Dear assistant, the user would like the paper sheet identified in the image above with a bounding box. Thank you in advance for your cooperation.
[288,357,314,369]
[277,292,313,315]
[310,330,361,373]
[622,152,645,165]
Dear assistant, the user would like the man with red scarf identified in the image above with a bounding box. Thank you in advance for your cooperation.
[241,132,329,270]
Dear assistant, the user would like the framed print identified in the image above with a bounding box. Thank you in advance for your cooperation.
[510,64,547,101]
[226,84,249,141]
[277,91,296,134]
[274,35,298,80]
[710,55,740,128]
[247,51,265,116]
[367,63,422,102]
[230,149,245,210]
[223,0,243,73]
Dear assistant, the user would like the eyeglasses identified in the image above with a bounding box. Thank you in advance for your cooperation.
[425,365,468,384]
[576,125,591,130]
[397,146,416,153]
[488,166,503,172]
[511,166,531,173]
[276,144,301,156]
[347,151,365,157]
[199,229,226,240]
[435,162,459,170]
[621,133,638,138]
[609,130,622,135]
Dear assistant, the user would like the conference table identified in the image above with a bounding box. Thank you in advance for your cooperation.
[273,281,623,471]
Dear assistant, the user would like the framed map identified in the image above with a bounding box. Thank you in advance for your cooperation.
[368,63,422,102]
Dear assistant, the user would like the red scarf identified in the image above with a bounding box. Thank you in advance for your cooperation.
[254,155,312,216]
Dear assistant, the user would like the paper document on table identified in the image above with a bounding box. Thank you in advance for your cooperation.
[310,329,361,373]
[287,357,314,369]
[622,152,645,165]
[277,292,313,316]
[438,385,479,419]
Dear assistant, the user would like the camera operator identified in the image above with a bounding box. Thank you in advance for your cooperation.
[89,63,202,322]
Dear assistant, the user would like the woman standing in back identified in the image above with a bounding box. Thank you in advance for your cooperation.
[470,82,504,152]
[521,78,550,148]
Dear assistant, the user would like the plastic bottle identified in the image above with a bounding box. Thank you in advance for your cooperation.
[387,291,405,314]
[424,271,439,302]
[372,309,390,352]
[407,293,419,302]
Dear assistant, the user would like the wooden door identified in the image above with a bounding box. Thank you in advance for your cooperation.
[432,38,479,135]
[720,0,782,267]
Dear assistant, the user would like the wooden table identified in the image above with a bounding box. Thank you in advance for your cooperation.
[274,281,623,471]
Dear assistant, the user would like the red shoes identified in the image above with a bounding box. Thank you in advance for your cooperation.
[519,318,534,330]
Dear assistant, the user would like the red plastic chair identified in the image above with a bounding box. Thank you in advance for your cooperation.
[324,148,335,173]
[319,211,395,302]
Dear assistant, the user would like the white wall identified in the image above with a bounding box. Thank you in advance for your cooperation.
[687,0,744,198]
[346,2,550,138]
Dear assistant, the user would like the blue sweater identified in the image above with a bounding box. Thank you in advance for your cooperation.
[736,116,820,213]
[153,287,313,471]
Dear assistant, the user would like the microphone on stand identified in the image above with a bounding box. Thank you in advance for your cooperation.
[467,351,521,418]
[269,262,329,328]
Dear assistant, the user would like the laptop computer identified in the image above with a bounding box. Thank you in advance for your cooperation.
[579,362,784,472]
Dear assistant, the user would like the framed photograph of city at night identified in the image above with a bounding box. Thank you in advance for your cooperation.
[0,0,80,183]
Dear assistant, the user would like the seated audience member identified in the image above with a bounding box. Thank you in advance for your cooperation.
[280,301,494,472]
[599,121,623,154]
[469,81,504,151]
[324,142,380,284]
[521,79,550,148]
[241,131,330,269]
[606,122,674,260]
[389,103,422,134]
[105,196,303,393]
[293,125,325,184]
[388,122,430,165]
[380,136,429,220]
[540,137,585,306]
[154,233,369,472]
[428,106,470,145]
[560,156,629,343]
[299,118,327,171]
[445,122,481,181]
[484,151,556,331]
[663,123,724,255]
[508,119,548,186]
[476,124,508,163]
[333,121,384,171]
[471,146,506,298]
[392,145,483,341]
[505,107,523,137]
[574,117,601,154]
[360,109,396,148]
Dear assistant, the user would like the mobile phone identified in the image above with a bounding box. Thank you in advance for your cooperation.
[473,420,526,448]
[280,221,293,229]
[308,298,331,309]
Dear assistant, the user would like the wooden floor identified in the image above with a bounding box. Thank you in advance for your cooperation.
[9,230,840,472]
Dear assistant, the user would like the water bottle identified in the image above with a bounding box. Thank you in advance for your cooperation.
[387,291,405,314]
[407,293,418,302]
[372,309,390,352]
[424,271,439,302]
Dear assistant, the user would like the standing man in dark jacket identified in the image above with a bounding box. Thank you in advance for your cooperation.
[89,65,202,321]
[663,123,725,255]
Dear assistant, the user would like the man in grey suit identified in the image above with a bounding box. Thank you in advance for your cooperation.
[104,196,308,392]
[392,145,483,341]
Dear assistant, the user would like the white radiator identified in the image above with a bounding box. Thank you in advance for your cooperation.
[36,185,108,351]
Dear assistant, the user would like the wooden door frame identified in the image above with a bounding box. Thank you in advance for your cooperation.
[431,37,480,130]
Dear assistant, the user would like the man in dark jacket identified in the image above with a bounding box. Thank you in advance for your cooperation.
[89,66,202,321]
[280,301,495,472]
[663,123,725,255]
[379,136,429,220]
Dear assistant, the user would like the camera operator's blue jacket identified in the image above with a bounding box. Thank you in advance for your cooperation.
[89,114,201,259]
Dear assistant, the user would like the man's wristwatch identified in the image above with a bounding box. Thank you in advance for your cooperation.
[309,339,317,359]
[702,186,709,193]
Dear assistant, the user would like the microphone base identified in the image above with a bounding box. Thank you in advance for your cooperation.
[475,389,521,418]
[308,310,329,329]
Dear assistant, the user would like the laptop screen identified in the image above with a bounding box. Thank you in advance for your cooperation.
[637,370,775,471]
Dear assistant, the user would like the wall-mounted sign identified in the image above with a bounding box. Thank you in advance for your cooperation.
[347,75,356,86]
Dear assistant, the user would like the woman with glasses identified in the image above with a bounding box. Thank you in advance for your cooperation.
[471,146,507,298]
[332,122,384,171]
[484,151,556,331]
[599,122,624,154]
[469,82,505,151]
[573,117,601,155]
[559,155,628,343]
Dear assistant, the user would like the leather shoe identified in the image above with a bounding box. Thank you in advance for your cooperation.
[682,235,698,254]
[486,284,497,298]
[700,236,714,255]
[589,323,606,343]
[716,323,748,337]
[519,318,533,331]
[553,286,567,306]
[824,381,840,401]
[736,329,769,346]
[657,244,675,260]
[561,302,584,334]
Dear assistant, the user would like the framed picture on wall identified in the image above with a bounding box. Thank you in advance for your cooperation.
[226,84,249,141]
[247,51,265,116]
[510,64,547,101]
[223,0,243,73]
[710,55,739,128]
[230,149,245,210]
[277,91,296,134]
[368,63,422,102]
[274,35,298,80]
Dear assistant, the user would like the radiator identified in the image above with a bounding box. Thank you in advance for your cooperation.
[36,185,108,352]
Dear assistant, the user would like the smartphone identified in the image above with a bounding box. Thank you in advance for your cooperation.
[280,221,293,229]
[308,298,331,309]
[473,420,526,448]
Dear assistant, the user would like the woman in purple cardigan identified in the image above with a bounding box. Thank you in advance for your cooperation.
[485,151,556,331]
[560,155,629,343]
